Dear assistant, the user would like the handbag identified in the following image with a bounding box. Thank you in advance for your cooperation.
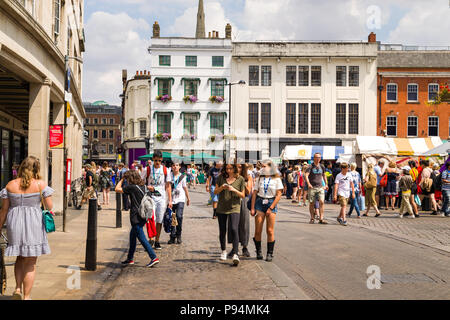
[414,194,421,206]
[380,174,388,188]
[39,183,55,233]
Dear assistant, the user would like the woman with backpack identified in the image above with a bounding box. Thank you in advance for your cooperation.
[363,163,381,217]
[115,170,159,267]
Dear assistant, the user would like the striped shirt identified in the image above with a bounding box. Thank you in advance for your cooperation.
[442,170,450,191]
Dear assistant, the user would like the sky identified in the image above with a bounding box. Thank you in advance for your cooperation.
[82,0,450,106]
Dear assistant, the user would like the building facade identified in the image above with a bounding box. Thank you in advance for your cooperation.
[230,35,379,160]
[148,21,232,159]
[377,45,450,140]
[0,0,85,213]
[84,101,121,164]
[121,70,151,166]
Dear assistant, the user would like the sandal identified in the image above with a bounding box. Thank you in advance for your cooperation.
[363,214,368,217]
[309,219,315,224]
[319,220,328,224]
[375,213,381,217]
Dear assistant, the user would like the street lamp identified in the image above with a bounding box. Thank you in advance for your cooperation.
[227,80,246,160]
[63,55,83,232]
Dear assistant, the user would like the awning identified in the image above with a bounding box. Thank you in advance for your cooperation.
[281,145,352,160]
[181,78,201,85]
[180,112,201,120]
[356,136,443,156]
[207,112,227,119]
[138,152,183,161]
[152,111,174,119]
[153,77,175,85]
[208,78,228,85]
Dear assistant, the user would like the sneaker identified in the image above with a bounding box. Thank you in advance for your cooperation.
[232,254,240,266]
[342,220,348,226]
[398,214,403,219]
[176,236,182,244]
[146,258,160,268]
[440,213,445,217]
[220,250,227,261]
[242,247,251,257]
[445,213,450,217]
[168,238,175,244]
[414,214,420,218]
[154,242,162,250]
[121,259,134,266]
[337,218,343,224]
[410,214,416,219]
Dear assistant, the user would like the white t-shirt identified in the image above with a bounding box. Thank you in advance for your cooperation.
[147,166,172,198]
[335,172,353,198]
[171,173,187,204]
[254,177,284,198]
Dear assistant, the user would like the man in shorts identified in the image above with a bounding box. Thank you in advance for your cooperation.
[305,153,328,224]
[147,150,172,250]
[206,161,223,219]
[333,163,354,226]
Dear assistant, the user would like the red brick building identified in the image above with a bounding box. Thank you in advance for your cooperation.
[377,47,450,140]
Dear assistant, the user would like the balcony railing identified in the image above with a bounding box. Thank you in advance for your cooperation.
[379,44,450,51]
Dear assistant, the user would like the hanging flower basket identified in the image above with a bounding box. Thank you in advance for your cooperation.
[209,134,224,142]
[224,134,237,140]
[209,96,224,103]
[182,134,197,141]
[183,95,198,103]
[426,84,450,105]
[156,95,172,103]
[154,133,171,142]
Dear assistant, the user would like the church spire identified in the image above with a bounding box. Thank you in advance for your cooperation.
[195,0,205,38]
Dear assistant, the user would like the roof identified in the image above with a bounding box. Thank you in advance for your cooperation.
[378,51,450,68]
[424,141,450,156]
[356,136,443,156]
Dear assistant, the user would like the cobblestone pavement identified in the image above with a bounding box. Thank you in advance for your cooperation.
[102,190,294,300]
[276,199,450,252]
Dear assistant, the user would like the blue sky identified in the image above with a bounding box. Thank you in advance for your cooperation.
[82,0,450,105]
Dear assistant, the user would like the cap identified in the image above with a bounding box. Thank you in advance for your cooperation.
[402,166,411,172]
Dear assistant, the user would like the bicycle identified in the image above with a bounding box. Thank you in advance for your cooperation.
[0,227,7,295]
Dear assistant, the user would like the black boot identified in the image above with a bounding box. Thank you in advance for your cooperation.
[253,237,263,260]
[266,241,275,262]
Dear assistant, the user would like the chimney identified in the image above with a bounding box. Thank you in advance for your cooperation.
[153,21,160,38]
[368,32,376,43]
[209,31,211,38]
[144,70,147,75]
[225,23,232,39]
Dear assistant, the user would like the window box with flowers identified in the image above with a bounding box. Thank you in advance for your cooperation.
[209,96,224,103]
[426,83,450,105]
[183,95,198,104]
[182,134,197,141]
[154,133,172,142]
[156,95,172,103]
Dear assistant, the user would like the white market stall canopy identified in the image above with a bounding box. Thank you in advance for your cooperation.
[281,145,353,161]
[356,136,444,156]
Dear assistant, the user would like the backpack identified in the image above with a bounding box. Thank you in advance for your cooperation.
[147,165,168,185]
[432,171,442,192]
[287,172,294,183]
[379,174,388,188]
[163,207,173,233]
[421,177,433,193]
[136,186,155,220]
[92,172,100,190]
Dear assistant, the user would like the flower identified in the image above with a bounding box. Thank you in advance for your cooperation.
[209,96,224,103]
[154,133,171,142]
[209,134,224,142]
[156,95,172,103]
[183,95,198,103]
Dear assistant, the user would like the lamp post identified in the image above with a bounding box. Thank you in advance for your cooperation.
[63,55,83,232]
[227,80,246,160]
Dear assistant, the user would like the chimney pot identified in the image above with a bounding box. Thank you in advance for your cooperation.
[368,32,376,43]
[209,31,211,38]
[153,21,160,38]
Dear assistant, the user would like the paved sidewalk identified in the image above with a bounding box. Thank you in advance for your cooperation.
[1,194,131,300]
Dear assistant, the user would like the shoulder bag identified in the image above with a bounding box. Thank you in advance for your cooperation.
[38,183,55,233]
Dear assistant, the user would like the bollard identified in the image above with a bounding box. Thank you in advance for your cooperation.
[116,192,122,228]
[85,198,97,271]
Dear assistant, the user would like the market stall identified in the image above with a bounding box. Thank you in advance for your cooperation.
[281,145,353,161]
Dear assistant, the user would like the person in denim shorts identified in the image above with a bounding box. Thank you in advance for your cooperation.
[250,160,283,262]
[304,153,328,224]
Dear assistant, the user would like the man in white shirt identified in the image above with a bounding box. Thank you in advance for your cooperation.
[169,161,190,244]
[333,163,354,226]
[147,150,172,250]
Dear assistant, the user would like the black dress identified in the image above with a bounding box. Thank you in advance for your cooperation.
[385,171,399,196]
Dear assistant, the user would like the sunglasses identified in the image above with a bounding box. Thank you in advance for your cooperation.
[153,159,162,163]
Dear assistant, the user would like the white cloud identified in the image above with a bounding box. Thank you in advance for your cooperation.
[83,11,152,105]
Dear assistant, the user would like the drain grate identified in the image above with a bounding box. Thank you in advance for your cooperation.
[380,273,436,284]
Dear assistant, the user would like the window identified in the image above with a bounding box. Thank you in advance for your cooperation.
[261,66,272,86]
[336,104,346,134]
[298,103,308,134]
[249,66,259,86]
[348,103,359,135]
[185,56,197,67]
[94,118,98,124]
[336,66,347,87]
[310,103,321,134]
[349,66,359,87]
[93,130,98,139]
[183,114,198,136]
[101,130,106,139]
[184,80,198,96]
[298,66,309,86]
[158,79,171,96]
[109,144,114,154]
[212,56,224,67]
[157,114,171,134]
[386,116,397,136]
[286,66,296,86]
[249,103,259,133]
[407,116,418,137]
[386,83,398,102]
[211,80,225,97]
[428,84,439,102]
[102,118,107,125]
[311,66,321,87]
[210,114,225,135]
[428,116,439,137]
[286,104,296,134]
[85,118,89,125]
[54,0,61,35]
[109,130,114,139]
[139,121,146,137]
[408,84,419,102]
[261,103,271,133]
[109,118,114,125]
[159,55,171,66]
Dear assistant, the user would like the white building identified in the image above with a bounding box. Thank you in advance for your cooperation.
[230,35,379,161]
[148,3,232,160]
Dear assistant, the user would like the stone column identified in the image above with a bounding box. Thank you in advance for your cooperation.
[50,102,65,214]
[28,80,51,183]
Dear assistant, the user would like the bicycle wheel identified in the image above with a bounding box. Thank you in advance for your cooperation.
[0,248,6,295]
